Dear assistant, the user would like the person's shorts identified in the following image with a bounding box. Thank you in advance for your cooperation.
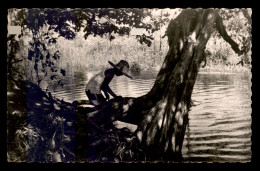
[86,89,106,106]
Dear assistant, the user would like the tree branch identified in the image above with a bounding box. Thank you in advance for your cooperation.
[215,12,243,55]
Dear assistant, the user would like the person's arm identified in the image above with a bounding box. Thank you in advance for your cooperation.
[101,69,119,100]
[103,88,110,100]
[105,85,117,98]
[102,82,119,100]
[106,85,123,100]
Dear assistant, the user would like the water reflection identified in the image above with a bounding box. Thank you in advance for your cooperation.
[48,71,252,162]
[182,73,251,162]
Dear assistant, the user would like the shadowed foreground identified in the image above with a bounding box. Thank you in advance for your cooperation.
[7,79,145,162]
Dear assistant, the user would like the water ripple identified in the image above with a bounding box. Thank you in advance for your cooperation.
[48,71,252,162]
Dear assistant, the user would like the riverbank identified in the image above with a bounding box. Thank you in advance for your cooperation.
[7,79,143,162]
[7,79,76,162]
[70,62,251,76]
[199,64,251,75]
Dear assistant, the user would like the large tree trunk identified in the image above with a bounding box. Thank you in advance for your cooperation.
[133,9,216,160]
[89,9,242,161]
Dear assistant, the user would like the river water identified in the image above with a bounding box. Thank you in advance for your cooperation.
[48,70,252,162]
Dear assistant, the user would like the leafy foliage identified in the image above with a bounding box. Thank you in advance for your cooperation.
[9,8,159,88]
[75,8,155,46]
[8,8,252,90]
[205,8,252,67]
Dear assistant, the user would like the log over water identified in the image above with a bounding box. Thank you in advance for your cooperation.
[92,9,243,161]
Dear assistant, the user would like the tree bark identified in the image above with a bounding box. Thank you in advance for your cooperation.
[91,9,242,161]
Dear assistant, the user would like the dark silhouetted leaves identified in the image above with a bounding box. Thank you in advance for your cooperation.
[50,75,57,80]
[48,61,52,67]
[53,51,60,60]
[28,50,34,60]
[48,38,57,44]
[60,69,66,76]
[46,52,50,59]
[34,64,38,70]
[109,35,115,41]
[136,34,153,47]
[27,9,45,33]
[39,53,44,60]
[57,80,64,87]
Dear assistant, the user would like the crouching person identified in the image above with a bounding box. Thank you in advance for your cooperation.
[86,60,132,106]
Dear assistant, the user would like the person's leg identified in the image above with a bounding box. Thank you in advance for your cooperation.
[86,90,105,106]
[96,94,106,104]
[86,90,97,106]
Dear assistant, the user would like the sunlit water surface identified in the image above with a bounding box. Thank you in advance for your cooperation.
[48,70,252,162]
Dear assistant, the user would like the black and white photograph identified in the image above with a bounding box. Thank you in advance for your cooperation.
[6,8,252,163]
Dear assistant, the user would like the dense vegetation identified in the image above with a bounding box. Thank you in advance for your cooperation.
[8,8,251,85]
